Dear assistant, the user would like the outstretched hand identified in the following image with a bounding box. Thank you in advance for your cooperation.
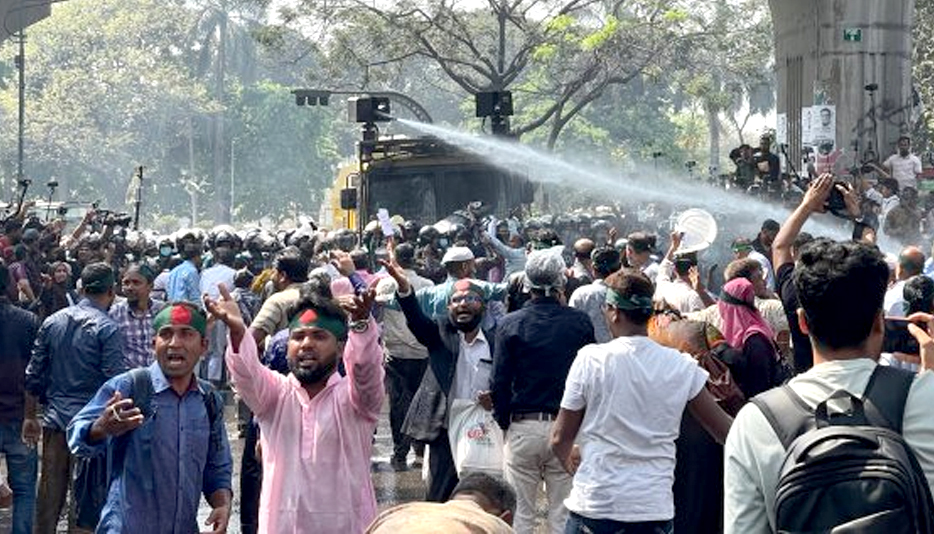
[906,312,934,372]
[379,237,411,295]
[89,391,144,442]
[337,281,378,322]
[802,174,834,213]
[204,284,246,349]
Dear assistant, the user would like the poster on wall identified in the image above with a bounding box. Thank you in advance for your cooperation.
[809,105,843,176]
[801,107,815,147]
[810,105,836,149]
[776,113,787,146]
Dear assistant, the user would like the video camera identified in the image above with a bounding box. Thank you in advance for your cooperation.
[92,208,132,228]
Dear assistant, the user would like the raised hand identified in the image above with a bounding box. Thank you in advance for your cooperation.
[338,283,377,322]
[330,250,355,277]
[802,174,834,213]
[906,312,934,372]
[89,391,144,441]
[379,248,411,295]
[204,284,246,347]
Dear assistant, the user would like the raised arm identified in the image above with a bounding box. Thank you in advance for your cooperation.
[338,288,385,420]
[206,284,285,418]
[381,253,444,350]
[773,174,833,269]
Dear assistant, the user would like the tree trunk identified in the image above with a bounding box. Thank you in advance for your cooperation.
[212,7,230,224]
[706,100,721,174]
[188,116,198,225]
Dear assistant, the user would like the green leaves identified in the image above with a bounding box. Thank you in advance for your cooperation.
[580,16,619,51]
[0,0,338,226]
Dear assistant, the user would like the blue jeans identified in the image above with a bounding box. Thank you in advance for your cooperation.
[565,512,674,534]
[0,421,38,534]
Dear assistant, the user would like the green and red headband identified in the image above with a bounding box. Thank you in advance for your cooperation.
[153,304,207,336]
[289,307,348,339]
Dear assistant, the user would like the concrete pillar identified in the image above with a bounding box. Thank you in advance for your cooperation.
[770,0,915,172]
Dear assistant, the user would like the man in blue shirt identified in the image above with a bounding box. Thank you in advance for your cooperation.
[25,263,126,533]
[68,302,233,533]
[166,229,203,304]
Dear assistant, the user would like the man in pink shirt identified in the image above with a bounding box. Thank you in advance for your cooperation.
[206,282,384,533]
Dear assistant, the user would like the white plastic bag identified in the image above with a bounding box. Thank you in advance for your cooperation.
[447,399,505,476]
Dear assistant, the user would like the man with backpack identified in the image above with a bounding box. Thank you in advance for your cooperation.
[66,302,233,533]
[724,176,934,533]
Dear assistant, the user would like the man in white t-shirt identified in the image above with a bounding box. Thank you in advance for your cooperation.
[884,246,925,317]
[882,135,923,192]
[653,232,715,314]
[550,269,733,533]
[724,236,934,534]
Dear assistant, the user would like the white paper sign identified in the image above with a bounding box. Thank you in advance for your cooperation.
[377,208,394,236]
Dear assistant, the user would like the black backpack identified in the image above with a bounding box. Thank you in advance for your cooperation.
[751,365,934,533]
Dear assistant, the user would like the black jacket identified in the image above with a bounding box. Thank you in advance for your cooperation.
[398,291,497,441]
[490,297,595,430]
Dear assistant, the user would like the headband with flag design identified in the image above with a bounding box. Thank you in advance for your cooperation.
[153,304,207,336]
[288,307,348,339]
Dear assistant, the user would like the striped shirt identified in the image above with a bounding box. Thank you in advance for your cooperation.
[109,298,166,368]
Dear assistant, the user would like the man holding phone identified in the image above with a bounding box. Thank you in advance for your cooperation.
[882,275,934,372]
[725,176,934,533]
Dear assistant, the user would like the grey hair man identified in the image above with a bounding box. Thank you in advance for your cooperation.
[491,248,596,533]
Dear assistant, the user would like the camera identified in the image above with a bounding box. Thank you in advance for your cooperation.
[475,91,514,118]
[94,209,132,227]
[825,181,850,215]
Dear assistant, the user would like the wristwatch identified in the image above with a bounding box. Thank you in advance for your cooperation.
[350,319,369,333]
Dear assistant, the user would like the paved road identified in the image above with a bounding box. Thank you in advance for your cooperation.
[0,400,428,533]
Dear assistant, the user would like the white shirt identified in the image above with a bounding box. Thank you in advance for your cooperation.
[560,336,708,522]
[199,264,236,301]
[724,359,934,534]
[865,187,900,233]
[642,261,660,284]
[568,280,611,343]
[884,153,922,191]
[654,259,706,313]
[884,280,907,317]
[686,297,789,342]
[451,330,492,401]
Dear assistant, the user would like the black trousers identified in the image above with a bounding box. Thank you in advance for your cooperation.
[385,356,428,459]
[240,414,262,534]
[427,431,459,502]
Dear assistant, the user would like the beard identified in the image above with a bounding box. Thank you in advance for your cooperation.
[289,356,337,385]
[451,313,483,333]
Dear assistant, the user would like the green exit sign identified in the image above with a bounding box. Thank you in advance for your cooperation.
[844,28,863,42]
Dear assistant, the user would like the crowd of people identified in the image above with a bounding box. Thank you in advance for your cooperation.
[0,165,934,534]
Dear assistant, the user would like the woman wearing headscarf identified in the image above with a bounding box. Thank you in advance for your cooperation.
[38,261,79,317]
[718,277,781,398]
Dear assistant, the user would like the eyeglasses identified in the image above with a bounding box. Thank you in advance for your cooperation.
[451,294,482,305]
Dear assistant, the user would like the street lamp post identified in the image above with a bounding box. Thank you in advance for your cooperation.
[16,31,25,183]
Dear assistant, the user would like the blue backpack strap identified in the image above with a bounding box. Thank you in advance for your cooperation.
[196,378,221,426]
[862,365,914,433]
[197,378,225,458]
[750,385,815,450]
